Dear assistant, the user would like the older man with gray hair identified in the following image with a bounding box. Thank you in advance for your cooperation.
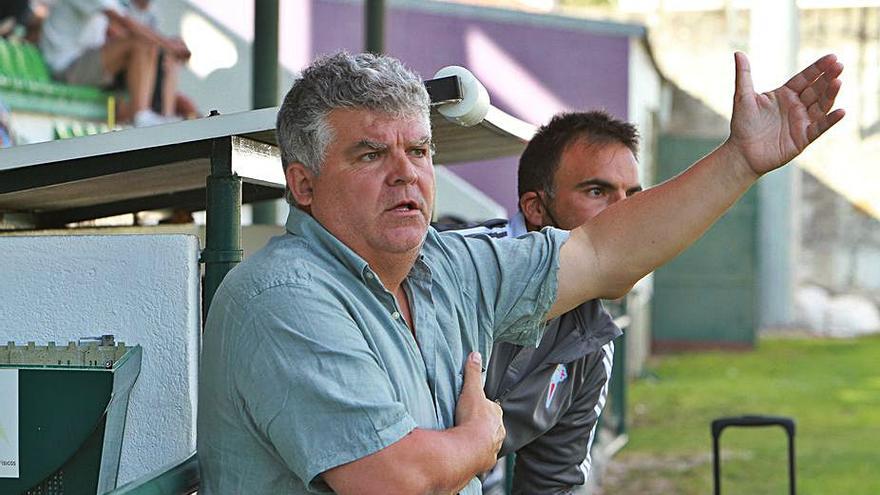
[198,51,843,494]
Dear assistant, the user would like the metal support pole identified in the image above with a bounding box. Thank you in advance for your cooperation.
[202,138,242,317]
[752,0,799,329]
[252,0,280,225]
[365,0,385,54]
[504,454,515,494]
[253,0,279,109]
[610,327,627,436]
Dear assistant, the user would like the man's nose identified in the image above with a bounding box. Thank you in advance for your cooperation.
[609,189,627,204]
[388,151,418,185]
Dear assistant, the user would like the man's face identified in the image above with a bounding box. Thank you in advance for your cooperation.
[538,139,642,230]
[289,108,435,263]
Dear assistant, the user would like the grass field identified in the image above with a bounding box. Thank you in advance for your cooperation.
[596,334,880,495]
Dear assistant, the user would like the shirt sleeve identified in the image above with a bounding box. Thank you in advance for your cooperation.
[231,284,417,491]
[435,227,570,347]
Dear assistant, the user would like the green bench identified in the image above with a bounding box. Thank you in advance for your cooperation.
[0,37,111,121]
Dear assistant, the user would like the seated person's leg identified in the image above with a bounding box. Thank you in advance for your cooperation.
[155,52,196,119]
[60,46,114,87]
[100,37,176,126]
[101,37,156,113]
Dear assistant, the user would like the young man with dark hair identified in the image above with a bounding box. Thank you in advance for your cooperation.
[466,111,643,494]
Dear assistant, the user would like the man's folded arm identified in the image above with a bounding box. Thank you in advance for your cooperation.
[322,425,491,495]
[323,351,503,495]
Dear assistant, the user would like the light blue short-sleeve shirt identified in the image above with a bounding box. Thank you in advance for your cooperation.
[198,206,569,494]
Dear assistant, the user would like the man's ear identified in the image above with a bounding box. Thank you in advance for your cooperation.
[520,191,544,229]
[286,162,316,207]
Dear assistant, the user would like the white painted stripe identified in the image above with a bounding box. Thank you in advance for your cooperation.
[579,341,615,480]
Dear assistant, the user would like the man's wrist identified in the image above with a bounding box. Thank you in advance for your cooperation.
[449,422,498,472]
[717,139,762,183]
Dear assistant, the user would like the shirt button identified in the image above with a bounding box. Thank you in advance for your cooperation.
[365,272,374,279]
[391,311,400,320]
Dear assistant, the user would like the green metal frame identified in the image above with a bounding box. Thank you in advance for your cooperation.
[250,0,280,225]
[365,0,386,54]
[607,300,628,437]
[0,346,142,494]
[202,137,243,314]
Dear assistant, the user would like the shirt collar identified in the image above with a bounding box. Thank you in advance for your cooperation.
[285,205,369,278]
[508,211,528,237]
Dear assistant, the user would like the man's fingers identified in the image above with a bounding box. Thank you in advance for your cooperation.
[807,108,846,142]
[733,51,754,99]
[806,77,842,121]
[799,77,827,111]
[785,54,839,94]
[461,352,484,396]
[800,61,843,106]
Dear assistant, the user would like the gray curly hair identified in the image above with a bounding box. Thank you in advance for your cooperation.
[276,52,432,204]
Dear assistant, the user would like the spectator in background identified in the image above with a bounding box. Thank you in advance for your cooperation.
[0,0,46,42]
[0,0,31,38]
[121,0,198,120]
[38,0,190,127]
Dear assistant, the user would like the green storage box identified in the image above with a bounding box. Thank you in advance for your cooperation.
[0,338,141,495]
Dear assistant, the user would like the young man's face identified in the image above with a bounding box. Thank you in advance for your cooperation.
[288,108,435,263]
[537,138,642,230]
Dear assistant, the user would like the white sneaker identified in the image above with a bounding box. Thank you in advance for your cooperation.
[133,110,182,128]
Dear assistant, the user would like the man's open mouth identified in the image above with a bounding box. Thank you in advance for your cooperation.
[391,200,420,212]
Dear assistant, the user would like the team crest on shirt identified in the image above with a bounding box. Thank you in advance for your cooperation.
[545,363,568,409]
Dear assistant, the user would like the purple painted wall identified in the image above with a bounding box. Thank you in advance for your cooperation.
[296,1,632,215]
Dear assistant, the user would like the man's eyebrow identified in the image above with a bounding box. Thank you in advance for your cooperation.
[346,139,387,155]
[575,178,615,189]
[409,136,433,147]
[574,179,643,194]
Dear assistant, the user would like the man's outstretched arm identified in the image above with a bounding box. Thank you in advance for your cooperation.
[323,352,504,495]
[549,52,845,319]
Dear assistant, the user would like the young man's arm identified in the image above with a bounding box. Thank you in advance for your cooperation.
[549,52,844,319]
[323,352,504,495]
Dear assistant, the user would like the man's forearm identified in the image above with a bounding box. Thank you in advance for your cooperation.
[551,141,756,317]
[323,425,496,494]
[105,9,184,56]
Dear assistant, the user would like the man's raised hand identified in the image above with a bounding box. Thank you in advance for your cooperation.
[727,51,845,177]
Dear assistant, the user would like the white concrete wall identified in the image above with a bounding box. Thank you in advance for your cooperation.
[0,234,200,485]
[626,37,666,378]
[628,37,665,185]
[434,166,508,222]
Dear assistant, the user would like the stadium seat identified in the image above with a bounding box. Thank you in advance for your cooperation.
[0,38,110,121]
